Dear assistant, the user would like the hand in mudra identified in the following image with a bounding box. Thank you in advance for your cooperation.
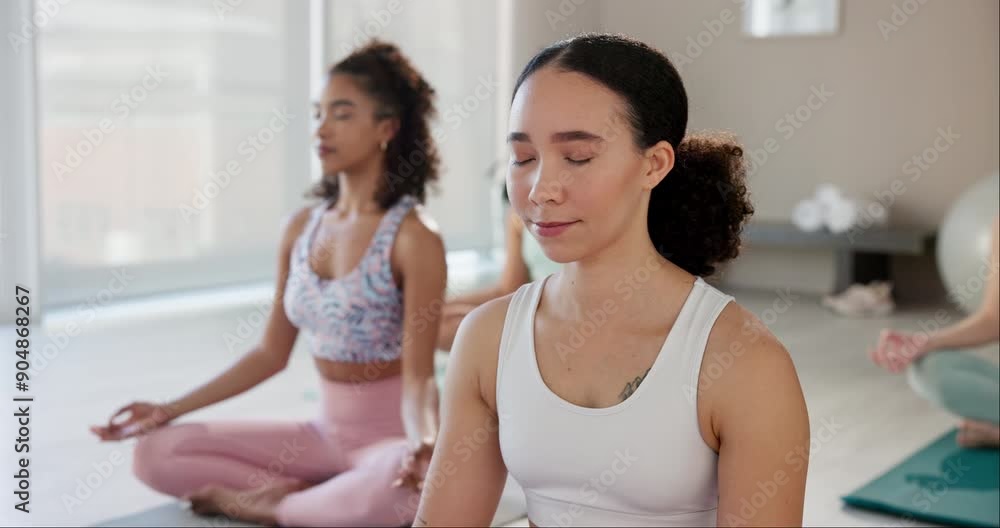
[90,401,173,441]
[392,440,434,492]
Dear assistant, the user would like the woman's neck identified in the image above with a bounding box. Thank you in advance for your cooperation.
[333,157,384,215]
[552,222,689,320]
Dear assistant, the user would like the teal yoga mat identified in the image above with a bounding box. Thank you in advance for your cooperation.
[842,429,999,528]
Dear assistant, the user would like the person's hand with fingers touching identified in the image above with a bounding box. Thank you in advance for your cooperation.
[869,329,933,373]
[90,401,175,441]
[392,439,434,492]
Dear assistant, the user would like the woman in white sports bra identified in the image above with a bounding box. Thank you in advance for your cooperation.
[415,34,810,527]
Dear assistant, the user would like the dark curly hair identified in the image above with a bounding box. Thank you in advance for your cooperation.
[513,34,753,276]
[312,39,439,209]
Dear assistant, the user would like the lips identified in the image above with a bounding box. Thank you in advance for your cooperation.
[533,220,579,237]
[317,146,336,157]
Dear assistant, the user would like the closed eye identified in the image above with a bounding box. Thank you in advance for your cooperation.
[566,157,593,165]
[512,157,536,167]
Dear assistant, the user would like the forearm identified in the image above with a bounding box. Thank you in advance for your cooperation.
[165,348,283,418]
[926,311,1000,352]
[401,375,440,447]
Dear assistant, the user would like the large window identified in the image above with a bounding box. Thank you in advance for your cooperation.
[326,0,504,253]
[37,0,314,306]
[35,0,506,307]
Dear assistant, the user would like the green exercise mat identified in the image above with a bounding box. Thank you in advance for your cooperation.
[842,429,999,527]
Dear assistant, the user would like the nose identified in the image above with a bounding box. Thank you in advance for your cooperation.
[527,160,567,206]
[314,116,331,142]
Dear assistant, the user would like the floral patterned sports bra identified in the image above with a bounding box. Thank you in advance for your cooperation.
[283,195,417,363]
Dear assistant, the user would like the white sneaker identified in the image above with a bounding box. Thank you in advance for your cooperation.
[821,281,896,317]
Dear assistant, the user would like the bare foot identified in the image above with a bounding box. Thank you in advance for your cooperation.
[186,479,309,525]
[957,420,1000,449]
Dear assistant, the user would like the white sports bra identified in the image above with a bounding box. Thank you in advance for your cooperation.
[496,275,733,527]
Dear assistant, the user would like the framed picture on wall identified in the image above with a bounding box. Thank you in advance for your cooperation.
[743,0,841,38]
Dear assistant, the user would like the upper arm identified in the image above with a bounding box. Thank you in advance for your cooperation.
[414,298,510,527]
[395,210,449,382]
[704,304,810,527]
[256,206,311,369]
[497,209,531,294]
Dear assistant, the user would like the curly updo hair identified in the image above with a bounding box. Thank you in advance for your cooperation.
[513,33,754,277]
[312,39,440,209]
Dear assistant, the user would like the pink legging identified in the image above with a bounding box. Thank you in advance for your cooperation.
[131,375,419,527]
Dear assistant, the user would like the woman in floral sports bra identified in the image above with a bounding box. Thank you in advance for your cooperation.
[91,40,447,527]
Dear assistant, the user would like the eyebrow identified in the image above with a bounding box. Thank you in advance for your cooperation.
[313,99,357,111]
[506,130,605,144]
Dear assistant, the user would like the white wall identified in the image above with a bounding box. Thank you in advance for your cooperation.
[509,0,602,74]
[599,0,998,229]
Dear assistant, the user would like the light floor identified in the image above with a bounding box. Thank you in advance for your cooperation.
[0,285,996,527]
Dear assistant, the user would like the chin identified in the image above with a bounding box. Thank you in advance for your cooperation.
[320,161,343,175]
[545,233,607,265]
[538,243,578,265]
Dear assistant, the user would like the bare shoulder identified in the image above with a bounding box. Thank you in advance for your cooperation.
[279,204,317,253]
[449,293,517,412]
[392,204,446,289]
[396,203,445,255]
[699,301,804,438]
[705,301,792,367]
